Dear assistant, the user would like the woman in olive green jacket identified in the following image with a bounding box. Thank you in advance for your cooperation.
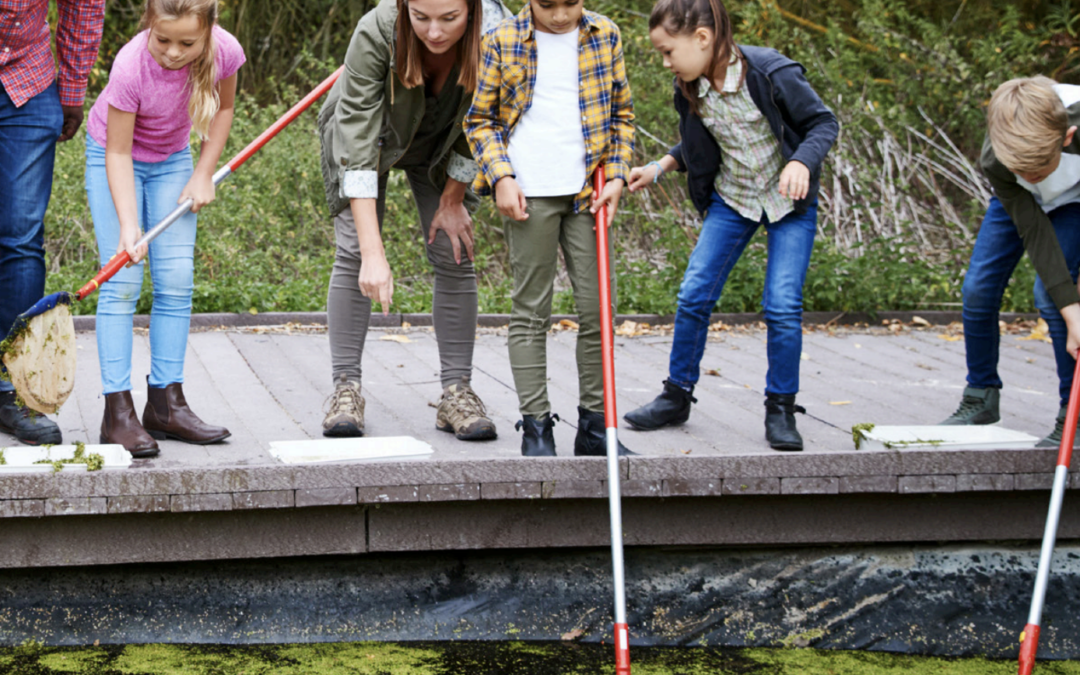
[318,0,509,440]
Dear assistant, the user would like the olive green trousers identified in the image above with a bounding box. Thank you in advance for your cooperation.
[504,194,616,417]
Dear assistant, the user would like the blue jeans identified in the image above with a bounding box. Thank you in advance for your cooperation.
[85,137,197,395]
[668,191,817,396]
[0,81,63,393]
[963,197,1080,407]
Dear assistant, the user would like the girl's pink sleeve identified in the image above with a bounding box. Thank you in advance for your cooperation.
[214,27,246,81]
[105,45,142,113]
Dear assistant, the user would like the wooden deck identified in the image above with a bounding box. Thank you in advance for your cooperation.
[21,316,1061,463]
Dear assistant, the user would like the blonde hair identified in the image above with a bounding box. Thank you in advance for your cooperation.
[395,0,482,94]
[141,0,219,139]
[650,0,742,117]
[988,76,1068,174]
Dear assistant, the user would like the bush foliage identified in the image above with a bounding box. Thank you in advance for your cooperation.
[43,0,1078,315]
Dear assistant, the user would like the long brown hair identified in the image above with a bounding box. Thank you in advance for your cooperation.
[396,0,482,93]
[141,0,219,139]
[649,0,742,117]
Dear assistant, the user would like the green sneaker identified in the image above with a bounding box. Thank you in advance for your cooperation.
[1036,406,1080,448]
[939,386,1001,425]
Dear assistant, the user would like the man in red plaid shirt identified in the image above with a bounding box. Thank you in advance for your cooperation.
[0,0,105,445]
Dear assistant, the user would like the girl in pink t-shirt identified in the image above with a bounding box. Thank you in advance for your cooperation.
[85,0,245,457]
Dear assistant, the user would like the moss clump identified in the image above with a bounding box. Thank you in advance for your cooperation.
[32,442,105,473]
[0,448,5,465]
[851,423,875,450]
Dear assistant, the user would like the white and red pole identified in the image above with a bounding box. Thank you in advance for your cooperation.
[1019,356,1080,674]
[593,165,631,674]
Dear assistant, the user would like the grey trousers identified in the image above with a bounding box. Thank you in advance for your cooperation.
[327,168,478,388]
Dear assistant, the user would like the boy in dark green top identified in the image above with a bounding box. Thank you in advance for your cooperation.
[942,77,1080,446]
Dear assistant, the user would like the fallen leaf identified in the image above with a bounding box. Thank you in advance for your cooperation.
[938,334,963,342]
[553,319,579,331]
[1017,318,1052,344]
[705,369,721,376]
[680,449,692,454]
[829,401,852,406]
[379,335,412,343]
[911,316,931,327]
[562,629,585,641]
[401,321,412,329]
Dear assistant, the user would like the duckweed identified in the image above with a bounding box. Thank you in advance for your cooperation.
[0,643,1077,675]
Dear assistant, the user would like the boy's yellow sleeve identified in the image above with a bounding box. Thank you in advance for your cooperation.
[463,32,515,196]
[606,25,635,185]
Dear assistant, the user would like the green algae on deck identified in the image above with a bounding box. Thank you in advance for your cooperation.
[3,643,1080,674]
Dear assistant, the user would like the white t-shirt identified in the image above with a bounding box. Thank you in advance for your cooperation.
[1017,84,1080,213]
[507,29,587,197]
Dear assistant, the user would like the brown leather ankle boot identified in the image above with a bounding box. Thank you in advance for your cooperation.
[143,382,231,445]
[101,391,160,458]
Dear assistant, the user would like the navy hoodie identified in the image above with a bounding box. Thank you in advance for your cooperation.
[668,45,839,216]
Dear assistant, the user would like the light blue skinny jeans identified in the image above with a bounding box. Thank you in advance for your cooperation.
[85,137,196,395]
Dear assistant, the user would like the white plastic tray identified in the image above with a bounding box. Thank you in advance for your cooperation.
[0,444,131,473]
[268,436,434,464]
[854,425,1039,451]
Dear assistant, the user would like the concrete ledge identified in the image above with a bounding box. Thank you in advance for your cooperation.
[0,449,1068,567]
[0,492,1075,568]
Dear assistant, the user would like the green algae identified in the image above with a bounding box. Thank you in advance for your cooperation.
[851,423,875,450]
[1,643,1080,674]
[31,442,104,473]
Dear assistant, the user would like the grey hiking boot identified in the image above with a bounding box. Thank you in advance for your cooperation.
[322,374,365,437]
[940,386,1001,425]
[1037,406,1080,448]
[436,379,497,441]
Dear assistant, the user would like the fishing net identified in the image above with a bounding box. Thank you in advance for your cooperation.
[0,294,76,415]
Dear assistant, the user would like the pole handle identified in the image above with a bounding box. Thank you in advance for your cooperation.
[594,165,618,429]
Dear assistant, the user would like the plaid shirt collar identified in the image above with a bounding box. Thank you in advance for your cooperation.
[698,57,742,98]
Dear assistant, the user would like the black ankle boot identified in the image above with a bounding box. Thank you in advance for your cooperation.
[574,406,635,456]
[516,413,559,457]
[764,393,805,451]
[623,380,697,430]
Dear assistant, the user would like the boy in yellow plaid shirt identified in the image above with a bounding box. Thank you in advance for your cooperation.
[464,0,634,457]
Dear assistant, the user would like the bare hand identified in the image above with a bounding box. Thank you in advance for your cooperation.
[58,105,84,143]
[778,161,810,200]
[117,225,147,266]
[359,254,394,316]
[179,172,216,213]
[590,178,624,228]
[627,164,658,193]
[429,199,475,264]
[495,177,528,221]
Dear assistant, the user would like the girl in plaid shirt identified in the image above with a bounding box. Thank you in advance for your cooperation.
[624,0,837,451]
[464,0,634,457]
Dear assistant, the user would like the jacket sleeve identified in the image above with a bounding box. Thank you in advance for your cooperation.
[463,32,514,196]
[668,85,687,172]
[982,140,1080,310]
[771,64,838,174]
[604,25,634,184]
[333,8,392,200]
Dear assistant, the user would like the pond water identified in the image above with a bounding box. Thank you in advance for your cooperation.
[0,642,1076,675]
